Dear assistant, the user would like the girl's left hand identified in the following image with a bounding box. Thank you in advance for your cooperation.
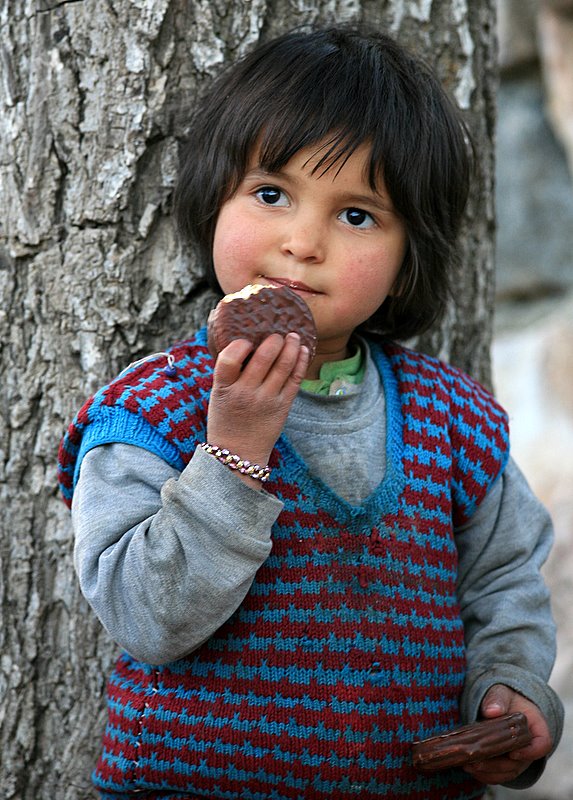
[463,683,552,785]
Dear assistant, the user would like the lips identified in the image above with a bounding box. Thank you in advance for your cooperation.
[261,276,320,294]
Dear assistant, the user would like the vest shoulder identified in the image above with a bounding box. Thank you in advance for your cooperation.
[85,329,212,412]
[379,341,506,418]
[370,340,510,525]
[57,329,213,507]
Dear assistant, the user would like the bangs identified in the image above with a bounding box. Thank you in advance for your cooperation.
[209,28,449,229]
[222,33,411,195]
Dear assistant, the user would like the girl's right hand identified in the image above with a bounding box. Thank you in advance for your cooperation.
[206,332,310,488]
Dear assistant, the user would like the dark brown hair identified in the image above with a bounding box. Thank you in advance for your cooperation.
[174,26,472,340]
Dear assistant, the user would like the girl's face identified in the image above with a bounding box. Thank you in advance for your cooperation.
[212,139,407,375]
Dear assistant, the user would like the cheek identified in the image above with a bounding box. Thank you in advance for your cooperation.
[330,245,405,326]
[212,208,259,290]
[341,257,398,303]
[213,209,246,264]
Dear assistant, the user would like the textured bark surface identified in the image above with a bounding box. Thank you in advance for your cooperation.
[0,1,497,797]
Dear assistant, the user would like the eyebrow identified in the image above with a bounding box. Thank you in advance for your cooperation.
[342,193,396,213]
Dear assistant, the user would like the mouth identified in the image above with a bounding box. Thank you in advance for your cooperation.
[259,276,321,295]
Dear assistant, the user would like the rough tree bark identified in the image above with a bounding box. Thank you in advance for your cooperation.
[0,1,498,797]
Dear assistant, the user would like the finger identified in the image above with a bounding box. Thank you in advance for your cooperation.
[239,333,289,385]
[509,745,539,761]
[278,343,311,397]
[259,333,306,394]
[466,756,523,773]
[212,339,254,388]
[464,755,529,784]
[508,734,551,762]
[480,684,513,718]
[292,344,311,384]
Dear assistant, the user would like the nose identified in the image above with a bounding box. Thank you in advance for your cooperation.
[279,215,325,263]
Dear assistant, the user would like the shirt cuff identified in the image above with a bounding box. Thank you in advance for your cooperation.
[178,445,284,543]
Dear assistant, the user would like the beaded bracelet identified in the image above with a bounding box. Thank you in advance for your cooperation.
[200,442,271,483]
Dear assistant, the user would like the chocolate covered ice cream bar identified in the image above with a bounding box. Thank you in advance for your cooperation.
[412,713,532,773]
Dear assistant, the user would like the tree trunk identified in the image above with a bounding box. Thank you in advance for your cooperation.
[0,1,498,797]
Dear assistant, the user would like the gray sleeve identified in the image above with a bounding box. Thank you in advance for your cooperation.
[72,443,284,665]
[455,457,564,786]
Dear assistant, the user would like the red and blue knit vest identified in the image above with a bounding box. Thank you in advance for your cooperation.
[58,329,510,800]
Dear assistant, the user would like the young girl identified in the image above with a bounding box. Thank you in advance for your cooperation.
[58,26,563,800]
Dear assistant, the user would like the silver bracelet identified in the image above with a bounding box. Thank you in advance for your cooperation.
[199,442,271,482]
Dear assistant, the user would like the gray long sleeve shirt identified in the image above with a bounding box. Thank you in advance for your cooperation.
[71,344,563,786]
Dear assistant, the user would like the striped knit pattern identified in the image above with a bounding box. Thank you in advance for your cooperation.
[57,338,214,506]
[58,330,509,799]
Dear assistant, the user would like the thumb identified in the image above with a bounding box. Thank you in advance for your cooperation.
[480,684,513,718]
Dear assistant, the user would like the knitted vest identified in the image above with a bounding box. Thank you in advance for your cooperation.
[58,330,509,800]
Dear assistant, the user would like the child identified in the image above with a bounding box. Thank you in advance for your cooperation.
[58,25,563,800]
